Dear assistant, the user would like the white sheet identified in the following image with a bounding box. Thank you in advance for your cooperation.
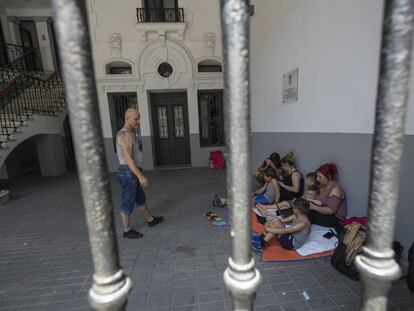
[296,225,338,256]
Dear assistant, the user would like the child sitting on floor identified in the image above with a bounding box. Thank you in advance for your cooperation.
[305,172,318,188]
[252,167,280,205]
[276,172,320,211]
[305,185,322,207]
[214,167,280,208]
[252,198,311,252]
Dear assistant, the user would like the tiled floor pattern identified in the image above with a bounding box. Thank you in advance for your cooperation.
[0,168,412,310]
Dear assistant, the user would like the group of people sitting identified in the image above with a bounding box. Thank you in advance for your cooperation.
[214,151,347,252]
[251,151,347,252]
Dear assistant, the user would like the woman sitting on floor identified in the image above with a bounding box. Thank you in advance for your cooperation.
[255,152,282,184]
[278,151,305,201]
[308,162,347,227]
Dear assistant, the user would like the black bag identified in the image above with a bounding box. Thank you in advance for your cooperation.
[407,242,414,292]
[330,239,360,281]
[330,223,365,281]
[393,241,404,264]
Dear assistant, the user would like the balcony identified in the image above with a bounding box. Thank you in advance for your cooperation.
[135,8,186,41]
[136,8,184,23]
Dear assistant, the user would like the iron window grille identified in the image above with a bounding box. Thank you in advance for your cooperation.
[198,90,225,147]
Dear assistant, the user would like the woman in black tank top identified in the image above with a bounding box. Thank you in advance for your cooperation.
[278,152,304,201]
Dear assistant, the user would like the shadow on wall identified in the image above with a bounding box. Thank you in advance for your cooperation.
[0,136,41,180]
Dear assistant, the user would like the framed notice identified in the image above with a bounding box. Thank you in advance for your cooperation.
[283,68,299,103]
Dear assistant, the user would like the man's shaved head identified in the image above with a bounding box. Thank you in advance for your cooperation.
[124,108,141,129]
[125,108,140,119]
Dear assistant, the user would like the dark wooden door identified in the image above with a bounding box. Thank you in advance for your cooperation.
[151,93,191,166]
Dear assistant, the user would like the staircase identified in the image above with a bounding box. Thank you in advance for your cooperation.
[0,44,67,179]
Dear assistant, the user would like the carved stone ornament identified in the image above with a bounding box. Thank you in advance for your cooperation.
[204,32,216,57]
[109,33,122,58]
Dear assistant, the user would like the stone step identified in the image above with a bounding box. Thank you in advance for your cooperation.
[0,114,31,121]
[0,134,15,142]
[0,120,26,127]
[0,190,10,205]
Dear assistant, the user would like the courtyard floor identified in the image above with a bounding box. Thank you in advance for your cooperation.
[0,168,413,311]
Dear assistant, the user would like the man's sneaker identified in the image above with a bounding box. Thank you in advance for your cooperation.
[123,229,144,239]
[148,216,164,227]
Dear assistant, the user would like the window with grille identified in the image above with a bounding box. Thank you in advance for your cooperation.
[198,90,225,147]
[107,93,140,152]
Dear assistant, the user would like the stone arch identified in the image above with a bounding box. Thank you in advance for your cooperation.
[197,56,223,72]
[138,39,195,88]
[103,58,135,76]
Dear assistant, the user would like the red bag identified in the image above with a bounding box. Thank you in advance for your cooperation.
[209,150,225,169]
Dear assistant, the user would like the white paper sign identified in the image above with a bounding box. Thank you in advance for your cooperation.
[283,68,299,103]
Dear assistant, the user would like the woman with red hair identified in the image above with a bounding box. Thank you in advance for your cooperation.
[308,162,347,227]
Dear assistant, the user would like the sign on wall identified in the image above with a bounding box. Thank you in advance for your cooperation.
[283,68,299,103]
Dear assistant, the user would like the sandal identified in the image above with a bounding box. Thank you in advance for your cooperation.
[212,194,225,208]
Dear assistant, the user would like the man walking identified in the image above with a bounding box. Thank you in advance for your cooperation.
[116,108,163,238]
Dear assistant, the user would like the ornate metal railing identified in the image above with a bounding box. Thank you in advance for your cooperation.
[0,70,64,139]
[136,8,184,23]
[0,42,25,65]
[0,47,43,85]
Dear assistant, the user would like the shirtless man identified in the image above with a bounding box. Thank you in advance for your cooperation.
[116,108,163,238]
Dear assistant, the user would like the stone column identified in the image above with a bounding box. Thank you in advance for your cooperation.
[0,7,12,43]
[34,17,56,71]
[7,17,21,46]
[36,134,67,176]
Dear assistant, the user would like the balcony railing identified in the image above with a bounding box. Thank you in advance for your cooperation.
[136,8,184,23]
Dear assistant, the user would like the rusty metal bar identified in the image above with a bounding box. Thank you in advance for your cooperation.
[220,0,261,309]
[52,1,132,310]
[355,1,414,310]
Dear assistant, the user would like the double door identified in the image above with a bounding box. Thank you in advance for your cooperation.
[151,93,191,167]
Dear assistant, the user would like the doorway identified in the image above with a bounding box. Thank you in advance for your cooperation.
[150,92,191,167]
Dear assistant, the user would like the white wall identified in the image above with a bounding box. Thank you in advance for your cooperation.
[251,0,414,135]
[87,0,224,138]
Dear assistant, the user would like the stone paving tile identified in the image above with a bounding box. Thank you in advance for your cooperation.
[0,168,412,311]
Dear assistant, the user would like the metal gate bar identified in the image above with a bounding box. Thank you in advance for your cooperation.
[52,1,132,310]
[355,1,414,310]
[220,0,261,310]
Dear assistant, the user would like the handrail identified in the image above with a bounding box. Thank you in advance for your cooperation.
[0,48,38,70]
[0,69,64,140]
[0,42,27,49]
[0,47,43,84]
[0,69,61,95]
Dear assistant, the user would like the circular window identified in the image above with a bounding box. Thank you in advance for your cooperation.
[158,62,173,78]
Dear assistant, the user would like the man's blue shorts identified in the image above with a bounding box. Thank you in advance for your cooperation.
[117,168,146,214]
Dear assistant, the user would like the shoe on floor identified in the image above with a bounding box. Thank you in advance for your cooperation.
[251,233,265,252]
[212,194,224,208]
[148,216,164,227]
[123,229,144,239]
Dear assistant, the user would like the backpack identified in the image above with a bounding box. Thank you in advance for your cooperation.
[407,242,414,292]
[330,223,366,280]
[209,150,225,169]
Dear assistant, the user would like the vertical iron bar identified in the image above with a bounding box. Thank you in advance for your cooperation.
[355,1,414,310]
[220,0,261,310]
[52,1,132,310]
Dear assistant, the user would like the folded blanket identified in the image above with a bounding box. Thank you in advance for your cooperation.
[296,225,338,256]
